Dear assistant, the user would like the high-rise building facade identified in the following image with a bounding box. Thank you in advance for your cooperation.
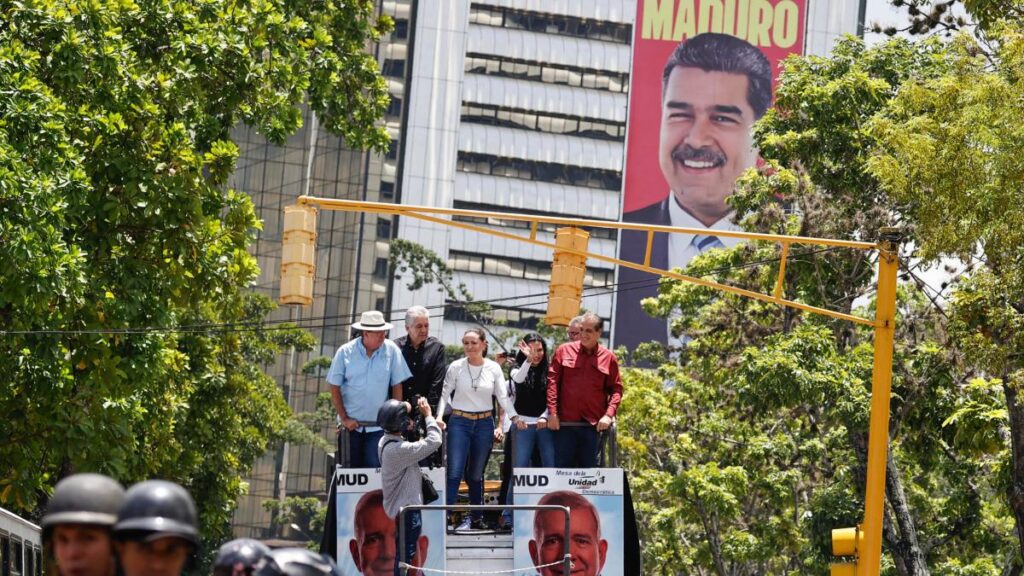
[391,1,636,345]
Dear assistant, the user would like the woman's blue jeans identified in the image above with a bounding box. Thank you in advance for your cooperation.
[445,414,493,521]
[510,425,555,468]
[504,426,555,523]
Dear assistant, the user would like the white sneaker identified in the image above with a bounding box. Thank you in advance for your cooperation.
[455,517,472,531]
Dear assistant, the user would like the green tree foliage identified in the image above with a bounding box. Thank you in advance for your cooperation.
[389,238,494,322]
[620,34,1016,574]
[263,495,327,549]
[865,22,1024,566]
[0,0,389,540]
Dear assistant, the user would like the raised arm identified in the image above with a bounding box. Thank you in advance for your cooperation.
[491,363,518,420]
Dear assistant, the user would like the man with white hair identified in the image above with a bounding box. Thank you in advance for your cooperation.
[393,306,447,466]
[567,315,584,343]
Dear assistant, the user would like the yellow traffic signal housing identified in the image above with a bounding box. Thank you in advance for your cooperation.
[546,227,589,326]
[280,204,318,306]
[832,526,861,557]
[830,525,861,575]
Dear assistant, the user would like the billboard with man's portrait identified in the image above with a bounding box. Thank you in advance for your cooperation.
[335,468,446,576]
[613,0,808,350]
[513,468,624,576]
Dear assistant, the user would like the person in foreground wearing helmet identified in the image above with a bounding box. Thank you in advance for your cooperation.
[42,473,126,576]
[214,539,271,576]
[255,548,341,576]
[112,480,199,576]
[377,397,442,576]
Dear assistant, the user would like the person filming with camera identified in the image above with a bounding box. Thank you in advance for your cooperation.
[377,397,442,576]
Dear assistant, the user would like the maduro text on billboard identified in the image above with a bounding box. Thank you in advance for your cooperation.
[613,0,807,350]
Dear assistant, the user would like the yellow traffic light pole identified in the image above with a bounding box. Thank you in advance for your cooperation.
[283,197,900,575]
[858,229,900,576]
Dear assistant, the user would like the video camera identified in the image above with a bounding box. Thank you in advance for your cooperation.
[406,393,427,438]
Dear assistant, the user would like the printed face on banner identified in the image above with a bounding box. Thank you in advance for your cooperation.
[613,1,807,351]
[659,67,757,227]
[514,468,624,576]
[530,504,608,576]
[336,469,446,576]
[348,490,407,576]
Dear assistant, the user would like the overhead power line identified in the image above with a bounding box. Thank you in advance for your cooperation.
[0,245,847,337]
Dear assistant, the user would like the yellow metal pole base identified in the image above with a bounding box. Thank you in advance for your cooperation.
[831,563,856,576]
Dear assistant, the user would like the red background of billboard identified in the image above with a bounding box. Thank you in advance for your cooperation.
[622,0,807,212]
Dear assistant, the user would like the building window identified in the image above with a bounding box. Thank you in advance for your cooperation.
[450,252,484,273]
[393,19,409,40]
[373,257,389,278]
[451,201,618,241]
[456,152,621,192]
[464,53,628,94]
[461,102,625,141]
[375,297,386,312]
[380,180,395,200]
[469,4,632,45]
[387,97,403,118]
[376,218,392,239]
[447,250,613,287]
[382,59,405,78]
[444,301,606,332]
[386,139,399,160]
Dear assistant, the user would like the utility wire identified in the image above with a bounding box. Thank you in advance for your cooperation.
[0,245,845,337]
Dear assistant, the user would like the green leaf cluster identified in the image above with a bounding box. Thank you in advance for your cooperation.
[0,0,388,542]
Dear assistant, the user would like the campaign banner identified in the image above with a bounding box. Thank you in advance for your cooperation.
[513,468,625,576]
[614,0,807,350]
[335,467,446,576]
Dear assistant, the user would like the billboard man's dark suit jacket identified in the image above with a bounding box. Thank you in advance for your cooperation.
[614,197,671,352]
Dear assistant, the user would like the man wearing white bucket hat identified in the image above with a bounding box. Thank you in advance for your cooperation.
[328,310,413,468]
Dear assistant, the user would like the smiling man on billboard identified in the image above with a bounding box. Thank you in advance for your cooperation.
[616,32,773,350]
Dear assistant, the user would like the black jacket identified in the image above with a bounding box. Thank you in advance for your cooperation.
[393,335,446,410]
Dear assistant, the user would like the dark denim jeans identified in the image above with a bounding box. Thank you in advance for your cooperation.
[502,425,556,524]
[510,426,556,468]
[393,509,421,576]
[445,415,493,521]
[347,429,385,468]
[554,424,599,468]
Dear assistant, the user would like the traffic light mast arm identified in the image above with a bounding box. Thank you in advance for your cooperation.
[296,196,877,250]
[295,196,880,328]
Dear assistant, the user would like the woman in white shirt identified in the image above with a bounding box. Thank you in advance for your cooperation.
[438,328,522,530]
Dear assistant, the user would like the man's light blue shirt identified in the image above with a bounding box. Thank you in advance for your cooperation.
[327,338,412,431]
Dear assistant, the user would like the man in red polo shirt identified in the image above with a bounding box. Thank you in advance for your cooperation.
[545,312,623,467]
